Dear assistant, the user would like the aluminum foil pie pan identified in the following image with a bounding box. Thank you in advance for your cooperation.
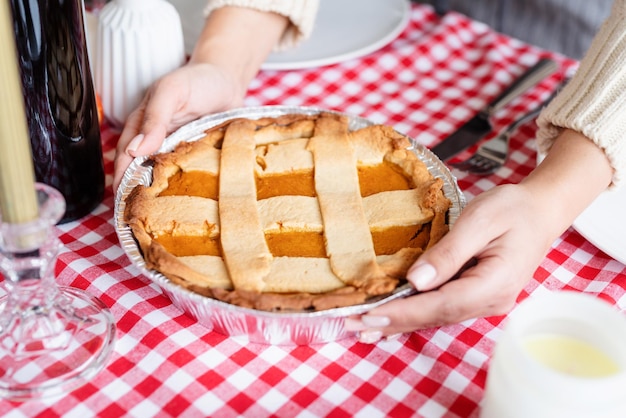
[114,106,466,345]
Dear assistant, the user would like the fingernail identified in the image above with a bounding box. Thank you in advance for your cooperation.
[384,333,402,342]
[361,315,390,328]
[358,330,383,344]
[407,263,437,290]
[126,133,144,155]
[343,318,366,332]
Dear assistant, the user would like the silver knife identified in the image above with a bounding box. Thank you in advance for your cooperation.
[431,58,558,161]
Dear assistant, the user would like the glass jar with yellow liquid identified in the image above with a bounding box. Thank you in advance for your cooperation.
[481,291,626,418]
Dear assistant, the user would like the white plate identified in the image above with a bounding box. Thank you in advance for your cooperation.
[538,153,626,265]
[571,187,626,265]
[167,0,411,70]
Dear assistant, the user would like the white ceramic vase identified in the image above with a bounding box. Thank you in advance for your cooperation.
[95,0,185,128]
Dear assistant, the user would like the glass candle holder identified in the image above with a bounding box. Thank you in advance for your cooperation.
[481,291,626,418]
[0,184,116,400]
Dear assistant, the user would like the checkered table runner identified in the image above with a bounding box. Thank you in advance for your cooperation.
[2,4,625,417]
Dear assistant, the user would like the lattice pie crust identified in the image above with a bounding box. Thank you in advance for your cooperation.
[125,113,450,311]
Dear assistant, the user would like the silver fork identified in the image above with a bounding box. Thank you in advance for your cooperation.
[450,107,540,175]
[452,86,563,175]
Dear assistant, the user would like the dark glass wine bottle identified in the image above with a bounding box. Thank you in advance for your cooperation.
[10,0,105,224]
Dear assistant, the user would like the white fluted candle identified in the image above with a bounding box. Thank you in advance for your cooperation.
[0,0,38,224]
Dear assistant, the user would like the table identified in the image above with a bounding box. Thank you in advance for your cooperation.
[2,4,625,417]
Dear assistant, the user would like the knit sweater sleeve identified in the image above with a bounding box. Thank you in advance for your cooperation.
[204,0,319,51]
[536,0,626,187]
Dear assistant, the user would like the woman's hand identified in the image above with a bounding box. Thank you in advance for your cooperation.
[345,129,613,342]
[113,62,242,191]
[112,6,289,192]
[345,184,554,342]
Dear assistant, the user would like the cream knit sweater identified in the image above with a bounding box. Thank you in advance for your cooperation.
[206,0,625,186]
[537,0,626,187]
[204,0,319,50]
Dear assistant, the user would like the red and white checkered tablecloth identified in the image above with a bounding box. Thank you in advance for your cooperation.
[2,4,626,417]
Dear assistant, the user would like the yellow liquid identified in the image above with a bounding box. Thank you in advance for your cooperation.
[523,334,621,378]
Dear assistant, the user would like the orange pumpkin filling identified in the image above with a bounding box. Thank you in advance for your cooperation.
[154,225,428,259]
[265,231,326,257]
[159,171,218,199]
[152,163,425,258]
[154,234,222,257]
[358,162,413,197]
[158,161,412,199]
[257,171,316,199]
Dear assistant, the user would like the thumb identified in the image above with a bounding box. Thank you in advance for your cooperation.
[407,207,489,291]
[126,86,180,157]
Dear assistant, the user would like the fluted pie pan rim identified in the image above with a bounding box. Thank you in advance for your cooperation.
[114,105,465,344]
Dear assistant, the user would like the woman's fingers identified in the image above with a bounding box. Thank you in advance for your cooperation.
[113,102,148,192]
[111,71,193,191]
[343,184,552,341]
[408,189,506,292]
[371,254,523,334]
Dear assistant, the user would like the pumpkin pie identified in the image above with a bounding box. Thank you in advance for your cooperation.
[124,112,451,311]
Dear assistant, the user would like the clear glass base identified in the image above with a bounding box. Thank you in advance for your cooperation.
[0,183,115,401]
[0,286,115,401]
